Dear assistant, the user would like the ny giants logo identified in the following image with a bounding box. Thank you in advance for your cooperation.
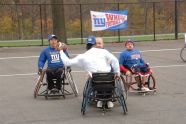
[93,13,127,28]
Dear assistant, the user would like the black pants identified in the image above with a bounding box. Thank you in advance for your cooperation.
[46,68,64,90]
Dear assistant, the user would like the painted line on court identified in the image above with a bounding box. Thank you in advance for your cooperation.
[151,64,186,68]
[112,48,181,54]
[0,56,38,60]
[0,48,181,60]
[0,64,185,77]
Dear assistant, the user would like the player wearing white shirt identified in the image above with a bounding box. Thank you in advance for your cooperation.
[58,37,119,76]
[58,36,120,108]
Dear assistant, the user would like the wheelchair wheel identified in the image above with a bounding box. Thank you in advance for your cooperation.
[81,79,92,115]
[180,46,186,62]
[34,76,41,98]
[115,78,128,114]
[120,75,128,100]
[65,71,78,96]
[34,71,46,98]
[145,74,156,90]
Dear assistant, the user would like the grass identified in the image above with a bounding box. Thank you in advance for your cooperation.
[0,33,185,47]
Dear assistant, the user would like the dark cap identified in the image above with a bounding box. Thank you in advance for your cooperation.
[48,34,58,41]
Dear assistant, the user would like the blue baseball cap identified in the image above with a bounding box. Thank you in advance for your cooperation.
[86,36,96,45]
[48,34,58,41]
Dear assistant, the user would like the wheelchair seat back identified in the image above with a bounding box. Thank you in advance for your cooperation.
[91,73,115,91]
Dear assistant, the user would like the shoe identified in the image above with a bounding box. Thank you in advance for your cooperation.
[141,86,150,91]
[97,101,103,108]
[137,87,142,91]
[107,101,114,108]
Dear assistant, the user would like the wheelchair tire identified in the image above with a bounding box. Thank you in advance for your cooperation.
[180,46,186,62]
[115,78,128,114]
[81,79,92,115]
[146,74,156,90]
[34,75,43,98]
[120,75,128,100]
[34,70,46,99]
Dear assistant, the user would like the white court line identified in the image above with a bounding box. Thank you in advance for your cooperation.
[0,48,181,60]
[0,56,38,60]
[0,64,186,77]
[112,48,181,54]
[151,64,186,68]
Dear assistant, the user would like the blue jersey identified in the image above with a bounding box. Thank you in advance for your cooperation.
[38,46,65,69]
[119,49,145,69]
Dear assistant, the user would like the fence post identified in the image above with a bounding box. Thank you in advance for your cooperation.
[117,3,121,42]
[80,4,83,44]
[39,4,44,46]
[175,0,178,39]
[153,2,156,41]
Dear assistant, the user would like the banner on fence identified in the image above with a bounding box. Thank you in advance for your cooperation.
[90,10,128,31]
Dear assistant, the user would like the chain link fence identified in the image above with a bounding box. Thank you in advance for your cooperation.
[0,1,186,46]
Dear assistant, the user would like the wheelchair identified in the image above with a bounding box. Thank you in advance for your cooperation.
[120,65,156,97]
[81,72,128,115]
[34,67,78,99]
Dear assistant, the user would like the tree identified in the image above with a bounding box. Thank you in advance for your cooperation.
[13,0,24,39]
[51,0,66,43]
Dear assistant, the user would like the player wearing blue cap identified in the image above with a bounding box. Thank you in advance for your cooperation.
[37,34,69,91]
[58,36,120,108]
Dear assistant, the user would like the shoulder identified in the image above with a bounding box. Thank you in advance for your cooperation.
[120,50,128,55]
[42,46,50,51]
[133,49,140,52]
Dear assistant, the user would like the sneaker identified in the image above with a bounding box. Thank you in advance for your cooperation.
[141,86,150,91]
[97,101,103,108]
[107,101,114,108]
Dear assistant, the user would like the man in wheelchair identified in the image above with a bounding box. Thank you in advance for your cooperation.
[58,36,120,108]
[37,34,68,94]
[119,39,152,91]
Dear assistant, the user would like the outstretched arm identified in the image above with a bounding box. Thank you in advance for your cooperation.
[60,50,84,67]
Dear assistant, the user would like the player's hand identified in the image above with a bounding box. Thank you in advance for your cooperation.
[66,66,71,72]
[56,42,67,51]
[114,73,120,79]
[125,71,131,76]
[38,68,42,75]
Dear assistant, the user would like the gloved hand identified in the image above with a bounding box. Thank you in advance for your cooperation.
[66,66,71,72]
[125,71,131,76]
[131,64,139,73]
[38,68,42,75]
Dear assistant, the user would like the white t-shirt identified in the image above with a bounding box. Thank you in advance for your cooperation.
[60,47,120,75]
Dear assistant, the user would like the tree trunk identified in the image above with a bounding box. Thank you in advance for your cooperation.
[51,0,66,43]
[14,0,24,40]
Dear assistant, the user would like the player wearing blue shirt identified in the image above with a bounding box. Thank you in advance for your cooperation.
[119,39,150,91]
[37,34,67,91]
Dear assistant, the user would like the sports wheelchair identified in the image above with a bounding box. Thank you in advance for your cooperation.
[34,67,78,99]
[120,65,156,97]
[81,72,128,115]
